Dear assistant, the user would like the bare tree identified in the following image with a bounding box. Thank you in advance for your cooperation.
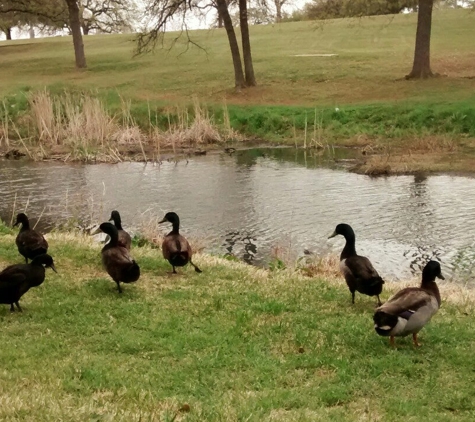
[239,0,256,85]
[80,0,137,35]
[406,0,434,78]
[138,0,257,90]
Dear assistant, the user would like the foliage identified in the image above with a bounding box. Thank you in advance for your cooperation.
[301,0,418,20]
[0,0,138,35]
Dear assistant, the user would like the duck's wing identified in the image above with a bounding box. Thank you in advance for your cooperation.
[17,230,48,252]
[118,230,132,250]
[0,266,29,295]
[102,246,136,279]
[344,256,381,283]
[162,234,191,259]
[378,287,432,318]
[0,265,28,283]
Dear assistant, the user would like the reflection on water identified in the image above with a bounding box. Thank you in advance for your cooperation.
[1,147,474,282]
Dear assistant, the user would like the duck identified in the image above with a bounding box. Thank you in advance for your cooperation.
[98,222,140,293]
[329,223,384,305]
[158,212,202,274]
[373,260,444,347]
[109,210,132,250]
[0,254,57,312]
[14,213,49,263]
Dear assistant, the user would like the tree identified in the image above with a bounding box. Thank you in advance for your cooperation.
[138,0,257,90]
[302,0,418,20]
[406,0,435,78]
[0,0,86,69]
[239,0,256,85]
[0,10,17,39]
[65,0,87,68]
[80,0,137,35]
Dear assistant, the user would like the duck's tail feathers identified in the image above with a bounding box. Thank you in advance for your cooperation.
[170,253,189,267]
[126,260,140,282]
[369,276,384,286]
[373,310,398,336]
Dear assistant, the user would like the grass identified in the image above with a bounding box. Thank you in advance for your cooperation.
[1,9,475,169]
[0,221,475,420]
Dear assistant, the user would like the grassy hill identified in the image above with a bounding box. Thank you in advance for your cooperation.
[0,9,474,107]
[1,9,475,172]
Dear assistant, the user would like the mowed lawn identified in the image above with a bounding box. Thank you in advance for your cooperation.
[0,222,474,421]
[0,9,474,107]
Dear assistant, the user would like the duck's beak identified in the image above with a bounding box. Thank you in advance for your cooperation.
[91,225,102,235]
[50,264,58,273]
[13,220,19,227]
[158,218,167,224]
[437,272,445,280]
[328,231,337,239]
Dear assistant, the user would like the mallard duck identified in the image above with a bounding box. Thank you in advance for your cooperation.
[109,210,132,250]
[14,213,49,263]
[373,260,444,347]
[329,223,384,305]
[98,222,140,293]
[0,254,57,312]
[158,212,202,274]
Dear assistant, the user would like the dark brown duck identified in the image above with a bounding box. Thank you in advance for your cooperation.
[109,210,132,250]
[0,254,57,312]
[329,223,384,306]
[14,213,49,263]
[99,222,140,293]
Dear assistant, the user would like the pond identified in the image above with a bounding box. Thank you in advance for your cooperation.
[1,147,474,282]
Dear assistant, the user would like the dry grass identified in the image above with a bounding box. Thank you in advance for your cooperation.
[22,91,237,161]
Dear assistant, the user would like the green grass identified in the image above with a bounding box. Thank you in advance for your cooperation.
[0,8,475,144]
[0,222,474,420]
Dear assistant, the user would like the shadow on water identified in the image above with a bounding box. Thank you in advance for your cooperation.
[1,147,475,283]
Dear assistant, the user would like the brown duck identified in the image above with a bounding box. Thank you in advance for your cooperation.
[109,210,132,250]
[159,212,202,274]
[14,213,49,263]
[98,222,140,293]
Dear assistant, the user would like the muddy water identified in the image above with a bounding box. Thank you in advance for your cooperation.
[1,147,474,282]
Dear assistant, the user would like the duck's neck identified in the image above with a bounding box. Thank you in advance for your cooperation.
[20,220,30,231]
[171,220,180,234]
[113,216,123,230]
[421,277,441,306]
[107,229,119,246]
[341,233,357,260]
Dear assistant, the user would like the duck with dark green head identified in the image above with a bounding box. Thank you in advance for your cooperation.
[109,210,132,250]
[329,223,384,306]
[374,260,444,347]
[14,213,49,263]
[159,212,202,274]
[98,222,140,293]
[0,254,57,312]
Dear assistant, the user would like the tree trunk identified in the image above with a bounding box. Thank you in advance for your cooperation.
[28,26,35,39]
[239,0,257,86]
[406,0,434,79]
[274,0,282,23]
[216,0,246,90]
[82,24,90,35]
[6,27,12,40]
[65,0,87,69]
[218,15,223,28]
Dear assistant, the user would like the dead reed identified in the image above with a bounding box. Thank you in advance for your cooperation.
[13,90,241,162]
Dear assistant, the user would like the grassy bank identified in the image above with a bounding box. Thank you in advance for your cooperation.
[1,9,475,170]
[0,221,474,420]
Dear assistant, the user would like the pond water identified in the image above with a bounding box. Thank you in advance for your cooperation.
[1,147,474,282]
